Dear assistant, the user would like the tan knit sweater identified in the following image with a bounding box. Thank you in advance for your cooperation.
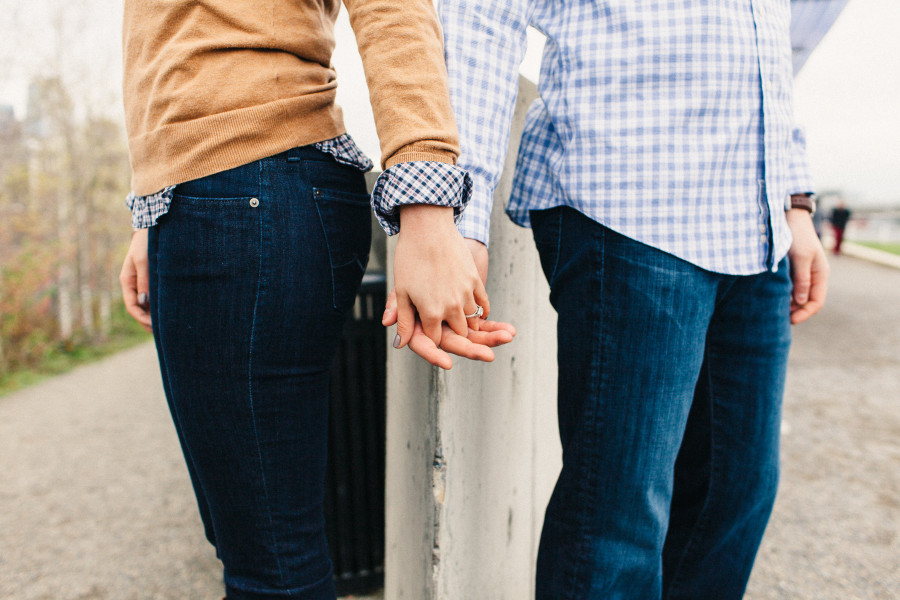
[122,0,460,196]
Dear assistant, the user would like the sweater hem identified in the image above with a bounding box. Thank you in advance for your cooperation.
[129,96,345,195]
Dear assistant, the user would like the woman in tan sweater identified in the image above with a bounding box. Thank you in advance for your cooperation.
[118,1,513,598]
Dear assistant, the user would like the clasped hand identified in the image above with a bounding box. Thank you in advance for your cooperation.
[384,205,516,369]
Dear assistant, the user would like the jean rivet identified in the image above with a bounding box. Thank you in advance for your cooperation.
[249,198,259,208]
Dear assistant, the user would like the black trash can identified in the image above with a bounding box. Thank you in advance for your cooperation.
[325,272,386,595]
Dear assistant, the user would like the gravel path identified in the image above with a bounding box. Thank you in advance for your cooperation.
[1,254,897,599]
[745,255,900,600]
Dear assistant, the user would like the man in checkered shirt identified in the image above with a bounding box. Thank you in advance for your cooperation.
[437,1,830,597]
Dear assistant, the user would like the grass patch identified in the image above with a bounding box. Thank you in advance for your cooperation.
[0,303,152,398]
[854,241,900,256]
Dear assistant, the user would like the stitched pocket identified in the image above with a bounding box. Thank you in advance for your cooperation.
[312,187,372,311]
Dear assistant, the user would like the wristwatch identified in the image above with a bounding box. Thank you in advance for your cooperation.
[789,193,816,215]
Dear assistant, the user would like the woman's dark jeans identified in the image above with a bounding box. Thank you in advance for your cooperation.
[148,147,371,600]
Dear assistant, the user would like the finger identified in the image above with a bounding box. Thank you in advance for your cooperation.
[119,256,152,330]
[382,288,398,326]
[446,305,469,338]
[465,328,514,347]
[135,254,150,309]
[473,280,490,319]
[419,310,444,348]
[791,263,829,325]
[790,254,812,306]
[478,319,517,337]
[464,282,491,332]
[408,321,453,370]
[394,291,416,349]
[438,327,495,362]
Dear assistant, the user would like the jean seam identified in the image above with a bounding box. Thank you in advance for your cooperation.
[664,346,722,600]
[245,163,287,588]
[563,220,605,599]
[548,208,563,284]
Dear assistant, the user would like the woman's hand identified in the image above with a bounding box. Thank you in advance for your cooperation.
[385,218,516,369]
[119,228,152,332]
[392,205,489,349]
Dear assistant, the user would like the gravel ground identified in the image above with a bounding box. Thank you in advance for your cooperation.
[745,255,900,600]
[0,344,381,600]
[0,254,896,599]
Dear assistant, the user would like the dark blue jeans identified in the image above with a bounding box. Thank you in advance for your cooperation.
[530,207,792,600]
[147,147,371,599]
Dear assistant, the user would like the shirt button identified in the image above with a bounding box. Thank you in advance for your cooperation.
[249,198,260,207]
[760,234,768,243]
[758,224,767,233]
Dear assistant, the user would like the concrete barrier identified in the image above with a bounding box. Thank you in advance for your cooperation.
[384,77,562,599]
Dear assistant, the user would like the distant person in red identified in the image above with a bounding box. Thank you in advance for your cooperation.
[830,201,852,254]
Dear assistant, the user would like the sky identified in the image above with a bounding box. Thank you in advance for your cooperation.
[1,0,897,205]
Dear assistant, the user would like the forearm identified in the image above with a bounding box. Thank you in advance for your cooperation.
[343,0,460,168]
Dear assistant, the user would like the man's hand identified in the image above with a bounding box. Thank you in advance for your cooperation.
[786,208,829,324]
[120,228,152,332]
[392,205,489,349]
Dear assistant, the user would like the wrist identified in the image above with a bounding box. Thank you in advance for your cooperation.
[398,204,455,232]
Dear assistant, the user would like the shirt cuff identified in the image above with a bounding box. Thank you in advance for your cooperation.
[126,186,175,228]
[455,180,494,246]
[371,161,472,235]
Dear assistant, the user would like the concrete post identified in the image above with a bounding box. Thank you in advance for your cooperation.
[384,77,562,599]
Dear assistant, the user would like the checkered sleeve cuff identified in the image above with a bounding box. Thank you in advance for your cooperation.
[126,186,175,229]
[371,161,473,236]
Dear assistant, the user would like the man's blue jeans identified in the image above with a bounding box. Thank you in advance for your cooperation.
[147,147,371,599]
[530,207,792,600]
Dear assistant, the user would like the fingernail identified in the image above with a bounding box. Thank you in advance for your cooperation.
[798,295,807,304]
[382,309,389,322]
[138,293,148,305]
[393,334,401,349]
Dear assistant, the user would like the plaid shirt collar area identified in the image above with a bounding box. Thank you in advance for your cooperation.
[439,0,814,276]
[127,134,472,235]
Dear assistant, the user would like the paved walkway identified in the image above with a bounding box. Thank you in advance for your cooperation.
[1,255,897,599]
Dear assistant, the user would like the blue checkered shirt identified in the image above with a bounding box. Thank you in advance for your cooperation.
[128,134,470,233]
[439,0,814,275]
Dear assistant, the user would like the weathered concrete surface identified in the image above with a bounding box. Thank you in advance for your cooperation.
[745,255,900,600]
[384,76,561,600]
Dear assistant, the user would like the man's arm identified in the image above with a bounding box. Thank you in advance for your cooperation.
[439,0,534,247]
[786,125,829,324]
